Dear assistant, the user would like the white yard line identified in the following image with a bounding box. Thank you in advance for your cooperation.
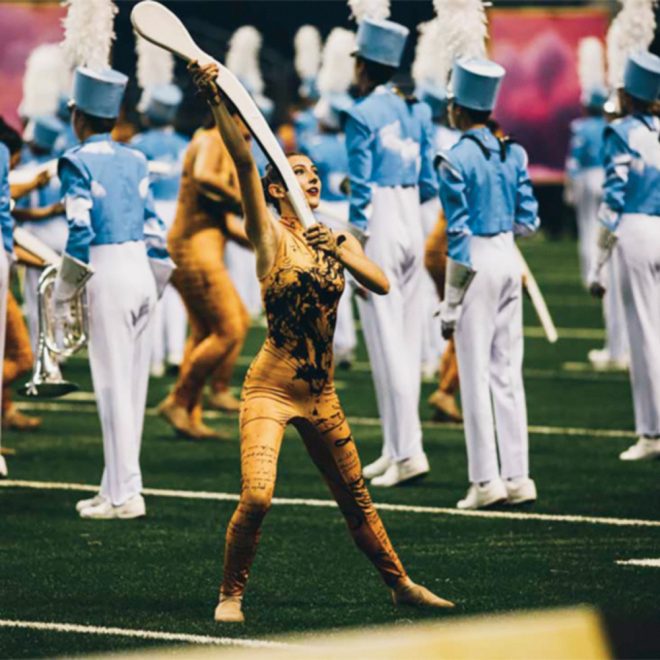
[616,559,660,568]
[0,619,292,649]
[15,400,637,440]
[1,479,658,529]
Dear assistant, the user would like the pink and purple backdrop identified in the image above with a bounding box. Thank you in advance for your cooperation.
[490,8,609,182]
[0,2,65,131]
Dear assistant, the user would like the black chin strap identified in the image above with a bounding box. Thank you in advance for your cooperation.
[461,131,513,162]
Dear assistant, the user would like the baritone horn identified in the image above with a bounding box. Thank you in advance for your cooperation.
[16,231,91,398]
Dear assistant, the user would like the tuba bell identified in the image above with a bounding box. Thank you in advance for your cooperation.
[18,254,90,398]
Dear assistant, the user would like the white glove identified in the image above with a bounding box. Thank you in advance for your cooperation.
[587,225,617,299]
[439,299,461,340]
[441,257,477,338]
[149,257,176,300]
[53,253,94,303]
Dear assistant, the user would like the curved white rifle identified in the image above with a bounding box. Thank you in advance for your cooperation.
[130,1,316,229]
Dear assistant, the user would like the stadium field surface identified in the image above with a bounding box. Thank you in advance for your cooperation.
[1,238,659,658]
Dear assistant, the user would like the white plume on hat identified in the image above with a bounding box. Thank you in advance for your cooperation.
[607,0,658,89]
[226,26,265,95]
[20,43,70,118]
[577,37,606,100]
[61,0,118,71]
[135,34,175,112]
[294,25,322,82]
[348,0,390,22]
[317,28,356,96]
[412,20,445,89]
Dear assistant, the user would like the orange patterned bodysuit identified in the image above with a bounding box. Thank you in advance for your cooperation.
[167,129,249,413]
[221,217,407,597]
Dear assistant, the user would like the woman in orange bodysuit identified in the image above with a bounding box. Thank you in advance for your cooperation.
[158,118,252,439]
[190,62,455,623]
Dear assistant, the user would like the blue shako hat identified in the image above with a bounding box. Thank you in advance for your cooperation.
[32,116,65,151]
[583,86,608,111]
[416,83,449,120]
[299,77,320,102]
[145,83,183,124]
[72,66,128,119]
[354,18,409,68]
[451,57,506,112]
[623,51,660,103]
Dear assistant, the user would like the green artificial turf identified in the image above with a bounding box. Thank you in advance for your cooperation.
[1,238,659,658]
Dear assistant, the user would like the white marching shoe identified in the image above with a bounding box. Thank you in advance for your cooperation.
[457,479,508,510]
[505,477,537,505]
[619,437,660,461]
[371,454,430,487]
[363,455,392,480]
[0,455,7,478]
[79,494,146,520]
[588,348,628,372]
[75,494,108,513]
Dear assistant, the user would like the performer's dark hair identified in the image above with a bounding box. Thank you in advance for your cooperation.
[77,109,117,134]
[262,152,306,210]
[0,116,23,155]
[624,91,653,115]
[356,56,396,86]
[456,103,492,125]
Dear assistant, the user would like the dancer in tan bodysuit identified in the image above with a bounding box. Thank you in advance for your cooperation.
[189,61,455,623]
[159,120,252,438]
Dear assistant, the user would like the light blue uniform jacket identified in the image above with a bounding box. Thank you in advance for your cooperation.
[130,127,189,202]
[301,133,348,202]
[566,116,606,179]
[599,114,660,231]
[0,144,13,254]
[437,127,540,268]
[59,133,168,264]
[345,85,438,231]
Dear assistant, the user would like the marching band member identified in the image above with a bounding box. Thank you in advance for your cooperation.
[12,115,67,351]
[438,57,540,510]
[189,60,454,623]
[57,65,170,519]
[588,51,660,461]
[345,13,437,487]
[566,38,628,371]
[158,118,251,434]
[131,84,189,377]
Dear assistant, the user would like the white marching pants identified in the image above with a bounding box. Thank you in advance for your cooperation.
[602,249,629,362]
[225,241,262,318]
[22,217,68,352]
[574,168,604,286]
[455,233,529,484]
[420,197,446,373]
[0,252,9,452]
[151,201,187,368]
[88,242,157,506]
[616,214,660,437]
[358,186,424,462]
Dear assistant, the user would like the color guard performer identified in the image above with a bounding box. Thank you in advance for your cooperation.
[158,119,251,435]
[346,14,438,487]
[588,51,660,461]
[189,60,454,624]
[438,58,540,510]
[57,65,170,519]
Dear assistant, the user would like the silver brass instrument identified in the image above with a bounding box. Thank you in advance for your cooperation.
[20,264,89,398]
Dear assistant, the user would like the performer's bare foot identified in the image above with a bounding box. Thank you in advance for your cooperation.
[428,390,463,423]
[392,577,455,609]
[207,389,241,413]
[158,397,194,435]
[2,406,42,431]
[188,420,229,441]
[214,594,244,623]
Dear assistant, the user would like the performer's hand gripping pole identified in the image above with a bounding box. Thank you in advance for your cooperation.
[130,1,316,229]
